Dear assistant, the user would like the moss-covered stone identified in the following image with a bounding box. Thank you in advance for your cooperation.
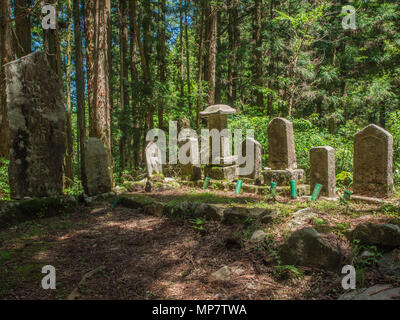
[0,196,78,228]
[279,227,341,271]
[118,194,154,209]
[223,207,273,225]
[123,181,146,192]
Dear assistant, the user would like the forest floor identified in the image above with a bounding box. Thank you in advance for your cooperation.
[1,188,400,300]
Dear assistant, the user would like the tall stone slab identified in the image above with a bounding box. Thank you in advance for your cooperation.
[179,136,202,181]
[268,117,297,170]
[83,138,112,196]
[353,124,394,197]
[264,117,305,188]
[239,137,262,184]
[145,141,163,177]
[5,52,66,199]
[310,146,336,198]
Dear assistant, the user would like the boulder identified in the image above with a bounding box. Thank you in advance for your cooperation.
[339,284,400,300]
[279,227,341,271]
[249,230,267,243]
[349,222,400,247]
[194,203,223,221]
[223,207,273,225]
[378,249,400,278]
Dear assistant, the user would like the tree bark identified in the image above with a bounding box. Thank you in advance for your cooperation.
[252,0,263,110]
[14,0,32,58]
[157,0,167,130]
[43,0,62,80]
[129,0,141,168]
[185,0,192,114]
[227,0,239,107]
[204,2,217,106]
[73,0,87,183]
[65,0,74,187]
[85,0,112,175]
[196,0,205,130]
[0,0,16,159]
[119,0,130,171]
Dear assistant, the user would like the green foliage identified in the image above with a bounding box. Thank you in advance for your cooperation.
[189,217,206,231]
[0,158,10,200]
[336,171,353,189]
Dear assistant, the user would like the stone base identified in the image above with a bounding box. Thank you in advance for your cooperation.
[353,183,394,198]
[263,168,305,186]
[181,180,309,196]
[350,195,390,205]
[181,165,202,181]
[204,165,238,181]
[240,177,262,186]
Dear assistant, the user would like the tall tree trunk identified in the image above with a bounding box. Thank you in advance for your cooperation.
[65,0,74,187]
[73,0,87,183]
[129,0,141,168]
[227,0,239,107]
[119,0,130,171]
[179,0,185,110]
[43,0,62,79]
[0,0,16,159]
[85,0,112,173]
[14,0,32,57]
[185,0,192,115]
[252,0,263,111]
[196,0,205,130]
[141,0,154,162]
[157,0,167,130]
[204,2,217,105]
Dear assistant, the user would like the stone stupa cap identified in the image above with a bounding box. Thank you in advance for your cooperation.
[200,104,236,117]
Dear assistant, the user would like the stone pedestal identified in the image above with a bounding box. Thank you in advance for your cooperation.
[204,165,238,181]
[263,168,305,186]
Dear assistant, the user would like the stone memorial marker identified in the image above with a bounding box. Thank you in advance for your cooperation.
[83,138,112,196]
[264,117,305,186]
[179,136,202,181]
[310,146,336,198]
[268,117,297,170]
[145,141,163,177]
[200,104,238,180]
[239,137,262,184]
[5,52,66,199]
[353,124,394,197]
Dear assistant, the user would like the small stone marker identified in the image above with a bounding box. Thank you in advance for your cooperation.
[179,136,202,181]
[83,138,112,196]
[353,124,394,197]
[239,137,262,184]
[5,51,66,199]
[268,118,297,170]
[310,146,336,198]
[145,141,163,178]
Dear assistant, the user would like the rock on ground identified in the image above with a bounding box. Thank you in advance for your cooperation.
[339,284,400,300]
[378,249,400,278]
[349,222,400,247]
[279,227,342,271]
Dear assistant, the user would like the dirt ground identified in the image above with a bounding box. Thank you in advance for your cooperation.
[1,189,399,300]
